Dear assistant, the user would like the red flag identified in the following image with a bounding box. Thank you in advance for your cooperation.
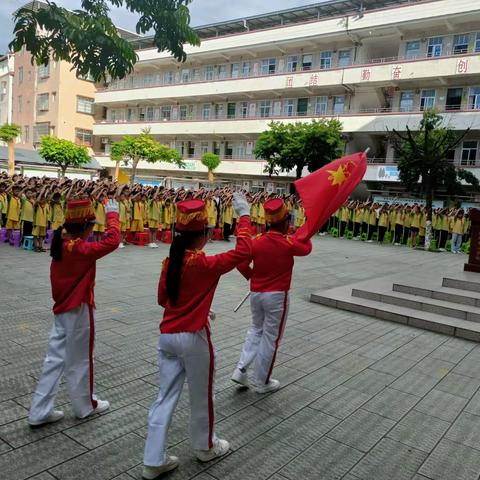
[294,152,367,242]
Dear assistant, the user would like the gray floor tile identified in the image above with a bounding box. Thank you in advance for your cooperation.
[390,371,440,397]
[362,387,419,421]
[387,409,451,453]
[343,369,396,395]
[351,438,427,480]
[293,367,352,394]
[414,389,468,422]
[279,436,364,480]
[419,438,480,480]
[435,373,480,399]
[445,411,480,449]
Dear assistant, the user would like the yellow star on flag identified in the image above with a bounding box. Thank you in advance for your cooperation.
[327,164,348,186]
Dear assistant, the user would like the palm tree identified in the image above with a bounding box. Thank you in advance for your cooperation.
[0,123,22,175]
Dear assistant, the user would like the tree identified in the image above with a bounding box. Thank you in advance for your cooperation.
[110,128,184,184]
[201,153,221,182]
[255,120,344,179]
[10,0,200,82]
[0,123,22,176]
[39,136,91,177]
[390,109,479,250]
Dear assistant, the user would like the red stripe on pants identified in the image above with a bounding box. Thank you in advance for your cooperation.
[205,327,215,449]
[88,305,98,410]
[265,292,288,385]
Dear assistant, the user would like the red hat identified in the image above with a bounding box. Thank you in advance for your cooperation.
[64,199,96,224]
[264,198,289,225]
[175,199,208,232]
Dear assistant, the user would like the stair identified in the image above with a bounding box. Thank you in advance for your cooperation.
[310,273,480,341]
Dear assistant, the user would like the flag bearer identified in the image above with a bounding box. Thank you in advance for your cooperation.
[232,198,312,393]
[142,193,251,480]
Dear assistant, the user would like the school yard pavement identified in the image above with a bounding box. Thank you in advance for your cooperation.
[0,237,479,480]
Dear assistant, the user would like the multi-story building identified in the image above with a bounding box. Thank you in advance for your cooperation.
[0,54,14,126]
[94,0,480,196]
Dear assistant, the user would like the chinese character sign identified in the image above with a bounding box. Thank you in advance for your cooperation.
[309,74,318,86]
[391,66,402,80]
[285,76,294,88]
[456,59,468,74]
[360,69,371,81]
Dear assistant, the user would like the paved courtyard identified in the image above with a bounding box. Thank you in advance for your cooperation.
[1,237,480,480]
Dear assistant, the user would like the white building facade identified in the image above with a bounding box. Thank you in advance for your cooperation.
[94,0,480,196]
[0,54,14,126]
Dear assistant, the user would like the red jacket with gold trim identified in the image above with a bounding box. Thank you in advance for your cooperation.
[50,212,120,315]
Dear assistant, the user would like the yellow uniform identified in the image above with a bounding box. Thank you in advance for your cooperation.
[451,218,465,235]
[295,206,305,227]
[6,195,21,229]
[222,205,233,225]
[119,200,128,232]
[130,201,145,232]
[33,203,48,237]
[257,203,266,226]
[207,199,217,227]
[21,199,35,223]
[148,200,161,229]
[379,212,389,228]
[51,203,65,230]
[93,201,106,233]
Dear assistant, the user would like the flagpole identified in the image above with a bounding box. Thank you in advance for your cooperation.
[234,292,250,313]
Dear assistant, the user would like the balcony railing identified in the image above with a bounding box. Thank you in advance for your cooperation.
[98,106,480,125]
[99,50,480,93]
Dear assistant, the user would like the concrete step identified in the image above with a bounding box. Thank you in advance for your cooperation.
[443,273,480,293]
[311,286,480,342]
[351,288,480,323]
[393,283,480,308]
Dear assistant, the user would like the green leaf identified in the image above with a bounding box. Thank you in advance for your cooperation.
[38,136,91,172]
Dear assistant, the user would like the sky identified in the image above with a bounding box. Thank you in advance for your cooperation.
[0,0,320,53]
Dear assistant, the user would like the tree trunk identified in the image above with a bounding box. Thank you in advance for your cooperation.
[7,140,15,176]
[208,169,214,182]
[296,163,303,179]
[114,161,120,181]
[424,176,434,251]
[130,159,139,185]
[60,165,67,178]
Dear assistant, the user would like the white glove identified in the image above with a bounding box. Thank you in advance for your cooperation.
[232,192,250,217]
[105,199,119,214]
[208,310,216,322]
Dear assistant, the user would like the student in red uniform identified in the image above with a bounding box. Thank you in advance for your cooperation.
[28,198,120,426]
[142,193,251,480]
[233,198,312,393]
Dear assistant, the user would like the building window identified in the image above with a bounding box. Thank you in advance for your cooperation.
[259,100,272,117]
[0,81,6,101]
[126,108,137,121]
[227,102,236,119]
[181,69,190,83]
[338,50,351,67]
[202,103,211,119]
[287,55,298,73]
[76,96,95,114]
[235,142,246,158]
[231,63,240,78]
[163,71,174,85]
[161,106,171,120]
[420,89,436,110]
[314,96,328,115]
[18,67,23,84]
[302,54,313,71]
[144,73,156,86]
[427,37,443,57]
[320,51,332,69]
[145,107,155,121]
[446,88,463,111]
[36,93,49,112]
[24,126,29,143]
[261,58,276,75]
[405,41,421,59]
[461,141,477,166]
[214,103,224,119]
[476,33,480,53]
[399,91,414,112]
[239,102,248,118]
[468,87,480,109]
[242,62,251,77]
[179,105,187,120]
[191,69,200,81]
[333,96,345,114]
[77,71,95,82]
[38,62,50,79]
[200,141,209,155]
[453,34,470,55]
[17,95,22,113]
[205,65,214,81]
[33,122,50,143]
[218,65,228,79]
[283,99,295,116]
[75,128,93,147]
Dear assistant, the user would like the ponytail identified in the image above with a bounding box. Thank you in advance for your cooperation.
[166,230,204,305]
[50,227,64,261]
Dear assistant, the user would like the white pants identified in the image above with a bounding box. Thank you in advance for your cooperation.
[144,328,216,467]
[237,292,289,385]
[29,303,98,422]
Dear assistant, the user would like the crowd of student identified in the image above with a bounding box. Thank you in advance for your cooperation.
[0,174,307,252]
[326,200,472,253]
